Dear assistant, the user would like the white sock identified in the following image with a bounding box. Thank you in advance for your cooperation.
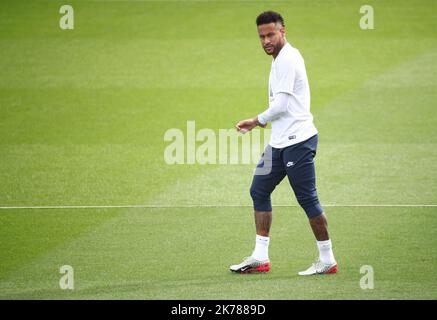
[251,235,270,261]
[317,239,336,264]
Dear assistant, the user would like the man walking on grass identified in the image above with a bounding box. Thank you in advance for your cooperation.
[231,11,338,276]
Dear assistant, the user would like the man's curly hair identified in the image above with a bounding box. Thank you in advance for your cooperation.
[256,11,285,27]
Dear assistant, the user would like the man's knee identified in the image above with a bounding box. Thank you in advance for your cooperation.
[298,196,323,219]
[250,185,272,212]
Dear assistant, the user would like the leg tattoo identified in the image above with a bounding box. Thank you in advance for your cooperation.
[254,210,272,237]
[309,212,330,241]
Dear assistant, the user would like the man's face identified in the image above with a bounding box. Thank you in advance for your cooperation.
[257,22,285,57]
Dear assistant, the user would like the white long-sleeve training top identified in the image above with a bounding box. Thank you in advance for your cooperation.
[258,42,318,149]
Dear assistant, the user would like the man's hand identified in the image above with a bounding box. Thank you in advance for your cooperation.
[235,117,266,133]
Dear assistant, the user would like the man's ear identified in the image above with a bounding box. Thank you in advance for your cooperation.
[276,23,285,38]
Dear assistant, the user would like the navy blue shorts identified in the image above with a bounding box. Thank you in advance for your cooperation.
[250,134,323,219]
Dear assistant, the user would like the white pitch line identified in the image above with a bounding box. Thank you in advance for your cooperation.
[0,204,436,210]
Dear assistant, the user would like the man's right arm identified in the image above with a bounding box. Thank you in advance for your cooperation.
[257,92,291,125]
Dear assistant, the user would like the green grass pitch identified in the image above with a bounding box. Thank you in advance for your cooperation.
[0,0,436,299]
